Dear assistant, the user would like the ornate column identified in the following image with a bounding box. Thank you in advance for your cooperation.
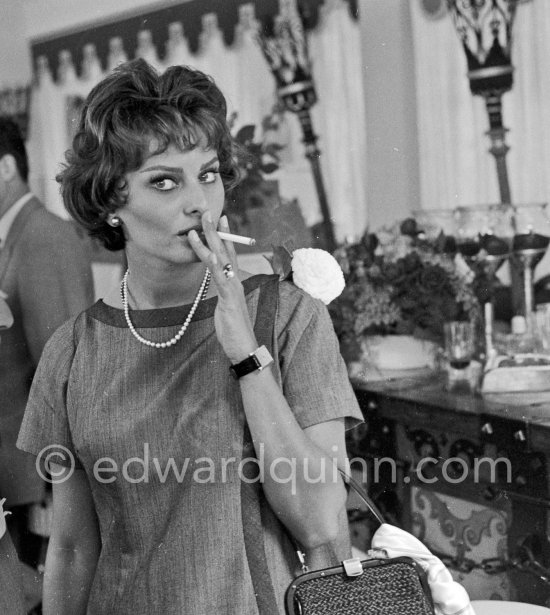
[257,0,337,252]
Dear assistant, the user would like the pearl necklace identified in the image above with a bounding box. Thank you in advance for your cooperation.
[120,268,211,348]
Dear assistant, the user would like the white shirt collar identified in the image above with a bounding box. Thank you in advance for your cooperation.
[0,498,8,539]
[0,192,34,248]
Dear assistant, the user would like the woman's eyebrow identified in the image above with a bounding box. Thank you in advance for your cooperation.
[199,156,219,171]
[138,157,219,174]
[139,165,183,174]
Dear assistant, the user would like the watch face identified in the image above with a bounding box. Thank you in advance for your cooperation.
[255,345,274,369]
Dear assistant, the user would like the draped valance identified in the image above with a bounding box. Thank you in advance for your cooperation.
[30,0,358,83]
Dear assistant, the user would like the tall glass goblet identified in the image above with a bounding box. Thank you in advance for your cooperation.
[455,204,513,269]
[511,203,550,319]
[455,204,513,361]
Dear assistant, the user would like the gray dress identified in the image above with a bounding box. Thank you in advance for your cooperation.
[17,274,362,615]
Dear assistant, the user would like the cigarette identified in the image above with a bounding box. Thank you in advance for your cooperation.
[217,231,256,246]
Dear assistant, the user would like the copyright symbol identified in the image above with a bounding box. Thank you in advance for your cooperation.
[36,444,75,484]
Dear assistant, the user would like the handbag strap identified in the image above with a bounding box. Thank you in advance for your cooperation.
[240,275,281,615]
[340,471,385,526]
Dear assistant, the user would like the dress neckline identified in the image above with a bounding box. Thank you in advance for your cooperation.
[87,273,277,328]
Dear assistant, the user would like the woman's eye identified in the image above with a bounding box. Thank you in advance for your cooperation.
[200,170,219,184]
[151,177,177,191]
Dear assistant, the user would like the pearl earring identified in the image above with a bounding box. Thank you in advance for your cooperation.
[108,215,121,228]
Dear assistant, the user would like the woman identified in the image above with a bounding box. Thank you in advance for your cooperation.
[17,59,362,614]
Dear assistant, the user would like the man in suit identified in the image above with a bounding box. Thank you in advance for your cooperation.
[0,117,94,568]
[0,499,25,615]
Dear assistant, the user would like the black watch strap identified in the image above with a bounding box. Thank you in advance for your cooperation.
[229,345,273,379]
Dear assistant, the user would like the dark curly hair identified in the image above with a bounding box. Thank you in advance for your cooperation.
[57,59,241,251]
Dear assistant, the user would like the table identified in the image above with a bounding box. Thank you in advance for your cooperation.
[347,373,550,606]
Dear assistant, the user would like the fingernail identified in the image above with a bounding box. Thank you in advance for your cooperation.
[188,230,198,241]
[204,211,212,223]
[220,215,229,228]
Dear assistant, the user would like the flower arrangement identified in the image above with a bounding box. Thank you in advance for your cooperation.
[329,218,480,360]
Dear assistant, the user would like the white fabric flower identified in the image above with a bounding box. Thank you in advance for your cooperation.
[291,248,345,305]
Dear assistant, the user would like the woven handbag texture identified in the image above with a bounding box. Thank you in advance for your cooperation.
[286,558,434,615]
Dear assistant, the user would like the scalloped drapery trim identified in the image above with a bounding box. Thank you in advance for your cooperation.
[31,0,358,84]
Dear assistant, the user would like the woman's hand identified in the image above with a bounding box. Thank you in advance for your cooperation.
[188,212,258,363]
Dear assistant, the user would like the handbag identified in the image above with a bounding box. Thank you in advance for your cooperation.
[284,473,435,615]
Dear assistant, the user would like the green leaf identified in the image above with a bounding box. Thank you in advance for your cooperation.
[269,244,294,280]
[264,143,284,155]
[260,162,279,174]
[235,124,256,144]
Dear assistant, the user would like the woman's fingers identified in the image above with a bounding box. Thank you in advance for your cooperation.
[188,212,238,287]
[217,215,238,282]
[219,215,238,263]
[201,211,227,261]
[187,229,218,269]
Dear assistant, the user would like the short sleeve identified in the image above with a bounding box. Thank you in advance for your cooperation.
[16,318,83,469]
[276,282,363,430]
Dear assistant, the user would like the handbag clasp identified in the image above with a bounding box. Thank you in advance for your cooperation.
[343,557,363,577]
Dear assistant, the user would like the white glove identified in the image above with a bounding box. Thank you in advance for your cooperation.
[371,523,476,615]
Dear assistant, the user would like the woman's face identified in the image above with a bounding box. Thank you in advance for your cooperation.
[118,138,224,266]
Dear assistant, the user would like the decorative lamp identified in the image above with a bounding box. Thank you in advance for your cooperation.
[257,0,336,252]
[446,0,519,204]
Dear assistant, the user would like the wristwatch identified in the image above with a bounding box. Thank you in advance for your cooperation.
[229,345,274,379]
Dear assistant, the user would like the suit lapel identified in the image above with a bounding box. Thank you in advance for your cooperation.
[0,198,42,289]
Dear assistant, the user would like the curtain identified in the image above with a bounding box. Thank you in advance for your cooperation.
[27,0,367,243]
[309,0,368,240]
[411,0,550,211]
